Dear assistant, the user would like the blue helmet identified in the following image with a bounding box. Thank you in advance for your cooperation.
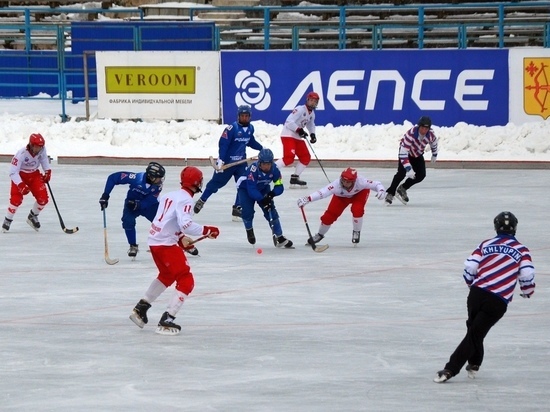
[238,105,251,116]
[258,148,274,163]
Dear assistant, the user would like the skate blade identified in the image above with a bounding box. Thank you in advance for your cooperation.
[26,220,39,231]
[289,184,308,189]
[232,216,243,222]
[155,326,181,335]
[395,194,408,205]
[129,313,145,329]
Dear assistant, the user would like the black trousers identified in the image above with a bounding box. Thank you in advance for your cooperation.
[387,154,426,195]
[444,286,507,375]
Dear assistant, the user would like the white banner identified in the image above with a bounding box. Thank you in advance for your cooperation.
[96,51,220,121]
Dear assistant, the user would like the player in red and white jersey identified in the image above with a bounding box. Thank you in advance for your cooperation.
[385,116,438,206]
[297,167,386,245]
[434,211,535,384]
[275,91,319,188]
[129,166,220,335]
[2,133,51,232]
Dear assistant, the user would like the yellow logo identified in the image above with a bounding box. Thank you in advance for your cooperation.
[524,58,550,119]
[105,66,196,94]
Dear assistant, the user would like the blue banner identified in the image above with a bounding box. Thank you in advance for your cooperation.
[220,49,509,127]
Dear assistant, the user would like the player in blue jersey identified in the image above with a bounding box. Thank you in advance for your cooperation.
[236,148,293,248]
[99,162,165,259]
[385,116,438,205]
[434,211,536,383]
[193,105,263,221]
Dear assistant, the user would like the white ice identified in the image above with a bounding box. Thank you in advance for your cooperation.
[0,100,549,411]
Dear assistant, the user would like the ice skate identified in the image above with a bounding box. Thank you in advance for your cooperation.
[466,364,479,379]
[232,205,242,222]
[193,198,205,214]
[306,233,324,246]
[246,228,256,245]
[156,311,181,335]
[289,174,307,189]
[128,244,139,259]
[26,210,40,231]
[274,235,294,249]
[385,193,393,206]
[433,369,454,383]
[396,185,409,205]
[129,299,152,329]
[352,230,361,244]
[2,217,12,232]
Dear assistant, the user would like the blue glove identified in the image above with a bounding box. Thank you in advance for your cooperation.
[126,199,140,211]
[259,192,274,211]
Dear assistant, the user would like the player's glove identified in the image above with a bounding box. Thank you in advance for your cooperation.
[309,133,317,144]
[431,154,437,164]
[42,169,51,183]
[202,225,220,239]
[297,196,311,208]
[296,128,308,139]
[17,182,30,195]
[215,158,224,173]
[99,193,109,210]
[405,166,416,179]
[126,199,140,211]
[259,193,274,211]
[375,189,386,200]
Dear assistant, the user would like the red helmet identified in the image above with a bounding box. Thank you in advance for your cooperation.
[29,133,45,147]
[307,91,319,100]
[180,166,203,193]
[341,167,358,182]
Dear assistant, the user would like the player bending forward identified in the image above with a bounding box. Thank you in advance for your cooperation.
[3,133,51,232]
[297,167,385,245]
[129,166,220,335]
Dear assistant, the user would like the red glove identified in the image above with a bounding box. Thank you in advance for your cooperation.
[17,182,30,195]
[202,225,220,239]
[177,235,195,251]
[42,170,51,183]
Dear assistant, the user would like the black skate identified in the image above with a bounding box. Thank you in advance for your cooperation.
[466,364,479,379]
[2,217,13,232]
[433,369,454,383]
[186,246,199,256]
[274,235,294,249]
[128,244,139,259]
[385,193,394,206]
[289,174,307,189]
[246,228,256,245]
[352,230,361,244]
[156,311,181,335]
[129,299,152,329]
[306,233,324,246]
[232,205,242,222]
[26,210,40,231]
[396,185,409,205]
[193,198,205,214]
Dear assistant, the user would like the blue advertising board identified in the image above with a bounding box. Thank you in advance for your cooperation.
[220,49,509,127]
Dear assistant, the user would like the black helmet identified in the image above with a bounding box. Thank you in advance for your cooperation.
[418,116,432,128]
[494,211,518,236]
[146,162,166,180]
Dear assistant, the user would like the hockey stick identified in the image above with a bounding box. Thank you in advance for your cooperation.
[182,234,210,246]
[305,139,331,183]
[209,156,258,171]
[300,206,329,253]
[102,209,119,265]
[46,182,79,234]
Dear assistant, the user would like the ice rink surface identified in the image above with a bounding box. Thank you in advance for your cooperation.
[1,164,548,412]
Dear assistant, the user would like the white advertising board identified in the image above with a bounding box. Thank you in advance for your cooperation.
[96,51,220,121]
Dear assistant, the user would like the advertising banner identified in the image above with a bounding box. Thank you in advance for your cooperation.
[509,48,550,124]
[96,51,219,120]
[220,49,509,127]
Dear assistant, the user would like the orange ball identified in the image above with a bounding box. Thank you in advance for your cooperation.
[256,248,263,255]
